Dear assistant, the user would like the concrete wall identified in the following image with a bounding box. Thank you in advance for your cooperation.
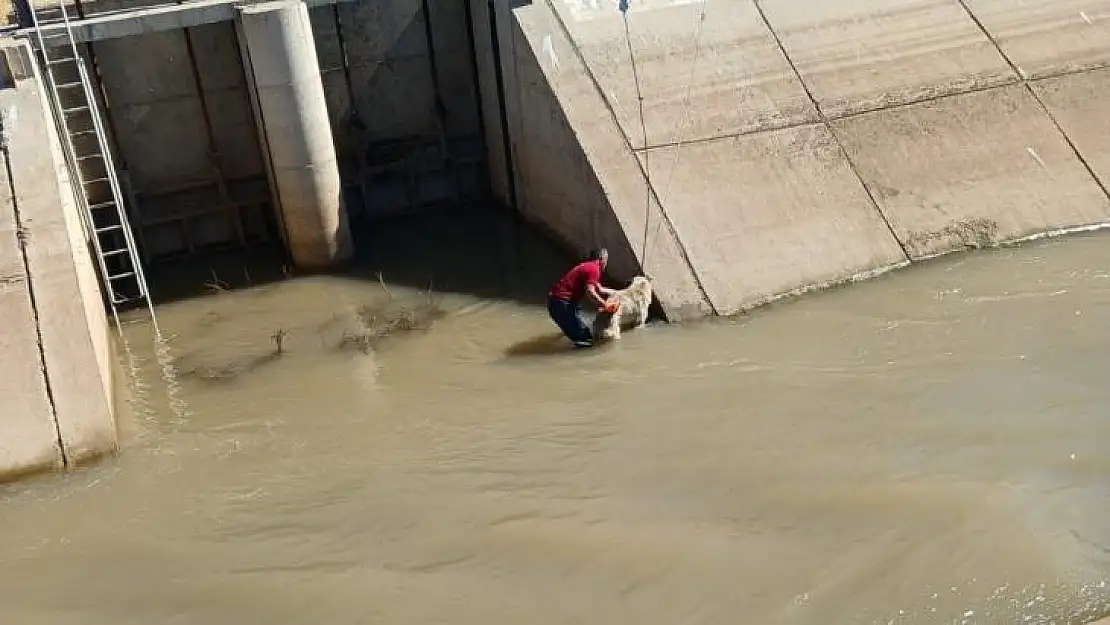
[310,0,488,219]
[88,21,272,260]
[60,0,489,253]
[470,0,714,319]
[0,40,118,481]
[486,0,1110,318]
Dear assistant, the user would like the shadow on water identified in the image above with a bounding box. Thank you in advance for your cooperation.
[139,203,579,309]
[502,331,611,359]
[344,203,575,306]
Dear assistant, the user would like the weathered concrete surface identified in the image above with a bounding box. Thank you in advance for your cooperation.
[1032,67,1110,190]
[641,125,907,313]
[0,46,118,474]
[962,0,1110,79]
[482,0,1110,316]
[566,0,816,148]
[237,0,352,268]
[0,118,64,480]
[94,23,263,196]
[834,84,1110,259]
[760,0,1017,117]
[28,0,352,43]
[482,0,712,318]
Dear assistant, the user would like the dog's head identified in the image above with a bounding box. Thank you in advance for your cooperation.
[629,275,652,293]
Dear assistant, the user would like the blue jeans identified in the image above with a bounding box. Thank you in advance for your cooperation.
[547,297,593,346]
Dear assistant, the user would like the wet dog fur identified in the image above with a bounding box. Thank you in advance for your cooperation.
[591,276,653,342]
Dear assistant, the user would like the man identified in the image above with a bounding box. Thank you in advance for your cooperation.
[547,247,618,347]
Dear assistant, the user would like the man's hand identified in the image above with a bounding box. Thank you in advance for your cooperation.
[585,283,607,307]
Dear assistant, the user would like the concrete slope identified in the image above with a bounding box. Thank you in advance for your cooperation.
[483,0,1110,317]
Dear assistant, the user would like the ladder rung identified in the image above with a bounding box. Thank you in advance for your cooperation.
[76,153,102,162]
[108,272,135,281]
[47,57,77,66]
[89,200,115,210]
[102,248,129,257]
[95,224,122,234]
[111,296,141,306]
[84,177,109,185]
[63,106,90,114]
[55,81,83,89]
[70,129,97,137]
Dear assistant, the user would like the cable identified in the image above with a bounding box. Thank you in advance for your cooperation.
[618,4,651,264]
[619,0,711,265]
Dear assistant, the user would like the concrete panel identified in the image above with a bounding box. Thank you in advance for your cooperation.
[336,0,442,143]
[962,0,1110,79]
[349,55,438,141]
[32,0,355,43]
[320,68,356,159]
[427,0,480,138]
[1032,68,1110,190]
[759,0,1017,117]
[4,75,117,463]
[187,22,247,92]
[439,85,481,139]
[205,88,265,181]
[338,0,426,68]
[95,23,265,195]
[468,0,511,207]
[509,1,712,318]
[834,84,1110,259]
[0,127,63,480]
[642,125,908,314]
[111,98,212,192]
[308,4,344,72]
[94,30,196,105]
[556,0,817,148]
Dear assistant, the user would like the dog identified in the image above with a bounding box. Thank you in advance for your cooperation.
[591,275,653,342]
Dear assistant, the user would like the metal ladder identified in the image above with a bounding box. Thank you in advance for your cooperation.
[27,0,159,335]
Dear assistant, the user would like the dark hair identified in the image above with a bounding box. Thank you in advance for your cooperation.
[585,247,608,262]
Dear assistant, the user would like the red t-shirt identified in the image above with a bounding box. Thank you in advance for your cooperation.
[549,260,602,302]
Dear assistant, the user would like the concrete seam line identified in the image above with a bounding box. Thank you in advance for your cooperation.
[630,58,1110,152]
[951,0,1110,203]
[541,0,717,314]
[751,0,912,263]
[0,144,68,469]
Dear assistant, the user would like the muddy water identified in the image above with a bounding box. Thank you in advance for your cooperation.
[4,220,1110,624]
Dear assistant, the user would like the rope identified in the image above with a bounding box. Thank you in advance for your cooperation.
[618,3,651,262]
[619,0,711,266]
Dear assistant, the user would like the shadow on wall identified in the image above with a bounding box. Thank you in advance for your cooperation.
[139,200,583,310]
[498,8,664,313]
[328,0,486,200]
[137,0,653,313]
[344,202,577,307]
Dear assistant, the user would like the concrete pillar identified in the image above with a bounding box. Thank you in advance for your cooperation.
[236,0,353,268]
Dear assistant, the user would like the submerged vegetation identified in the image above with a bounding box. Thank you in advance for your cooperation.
[176,272,444,384]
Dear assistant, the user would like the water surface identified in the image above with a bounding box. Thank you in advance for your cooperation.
[3,220,1110,625]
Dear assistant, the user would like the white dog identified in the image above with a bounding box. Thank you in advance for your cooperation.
[591,276,653,341]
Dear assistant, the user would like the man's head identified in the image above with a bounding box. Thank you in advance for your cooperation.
[586,247,609,270]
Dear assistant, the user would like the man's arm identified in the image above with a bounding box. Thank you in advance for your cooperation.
[585,283,608,307]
